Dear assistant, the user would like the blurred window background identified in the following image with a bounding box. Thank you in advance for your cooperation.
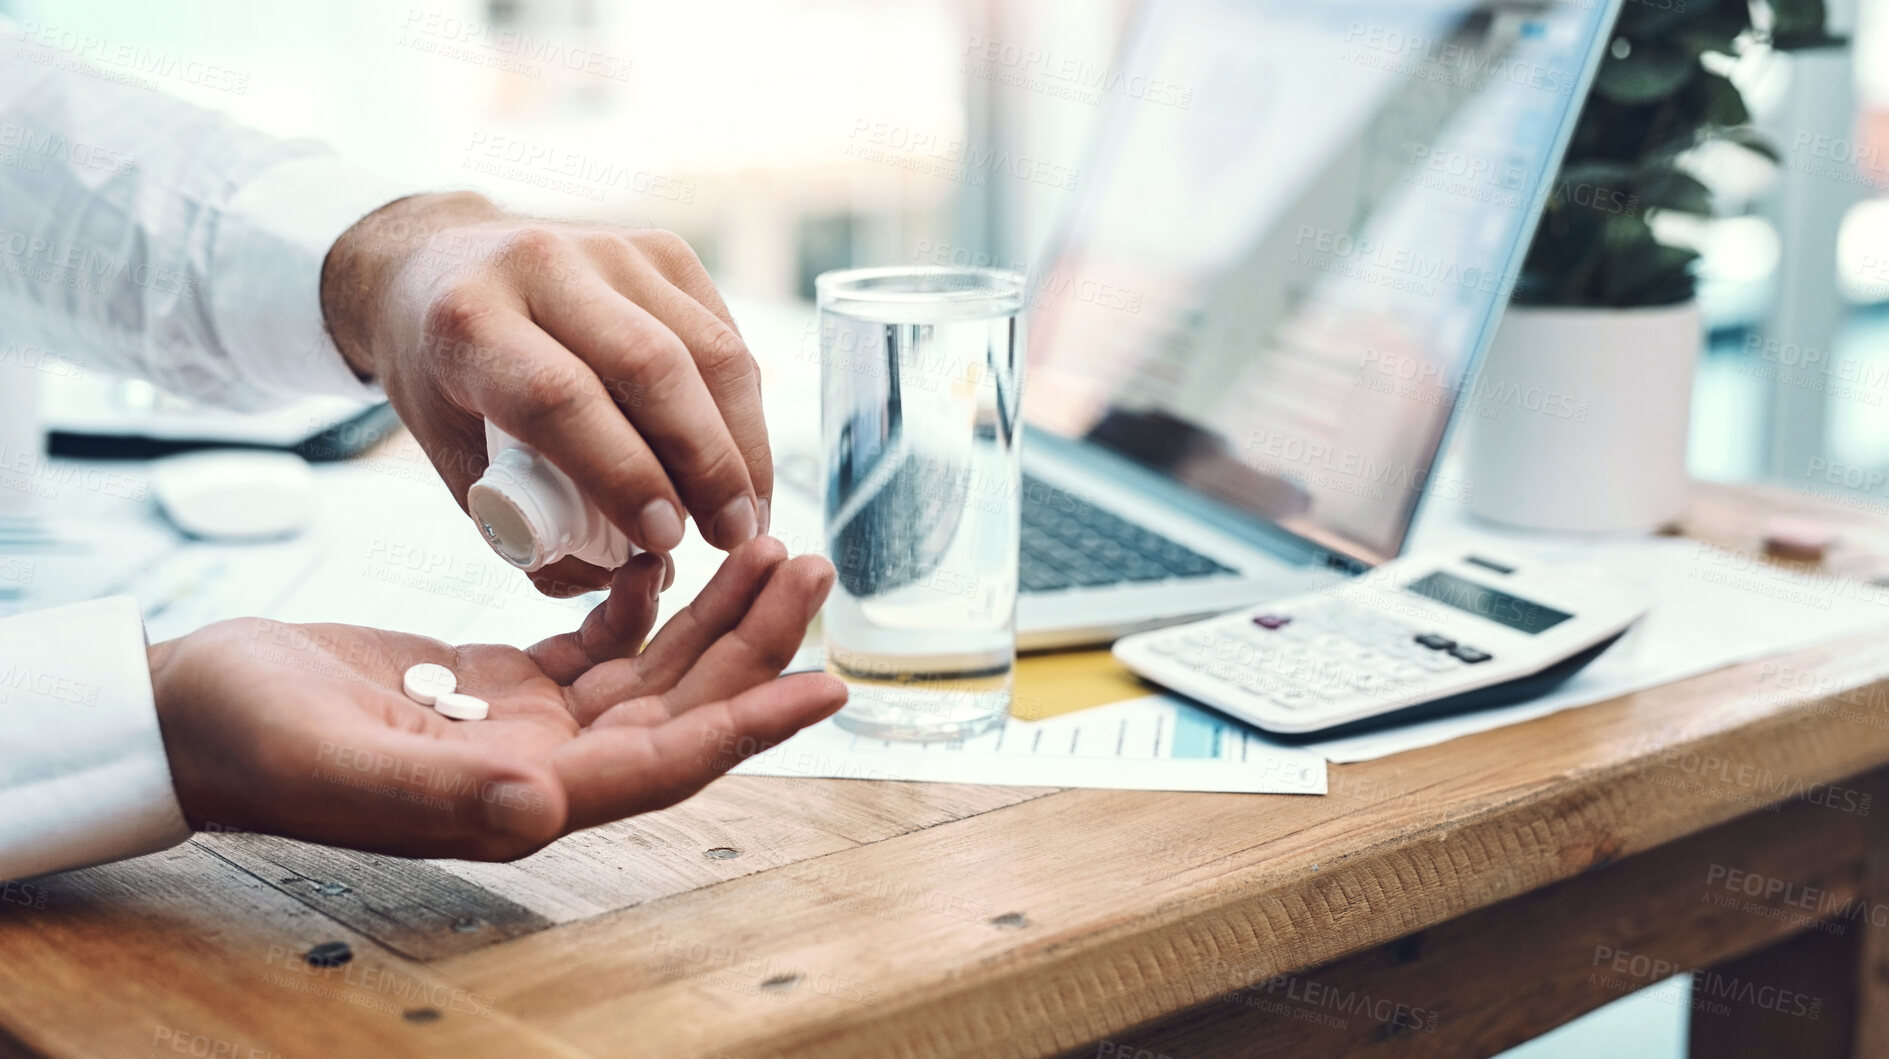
[1679,0,1889,502]
[2,0,1885,497]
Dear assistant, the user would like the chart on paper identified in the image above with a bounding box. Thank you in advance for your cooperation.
[734,692,1327,795]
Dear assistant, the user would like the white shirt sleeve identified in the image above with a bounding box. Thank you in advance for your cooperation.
[0,597,191,880]
[0,15,411,409]
[0,19,422,876]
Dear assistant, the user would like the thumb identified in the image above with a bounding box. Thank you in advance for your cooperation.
[270,721,569,861]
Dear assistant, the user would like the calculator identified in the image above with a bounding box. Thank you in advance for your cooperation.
[1112,552,1649,739]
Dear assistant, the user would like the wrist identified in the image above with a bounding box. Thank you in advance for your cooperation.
[321,190,506,379]
[146,637,206,827]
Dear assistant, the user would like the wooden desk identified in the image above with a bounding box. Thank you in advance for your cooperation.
[5,482,1889,1059]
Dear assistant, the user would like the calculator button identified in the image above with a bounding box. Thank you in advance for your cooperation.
[1449,645,1493,664]
[1251,614,1291,630]
[1414,633,1456,651]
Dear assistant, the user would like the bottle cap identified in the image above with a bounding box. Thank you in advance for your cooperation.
[468,452,559,571]
[470,425,637,572]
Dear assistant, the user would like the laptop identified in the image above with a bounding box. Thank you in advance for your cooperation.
[1012,0,1622,649]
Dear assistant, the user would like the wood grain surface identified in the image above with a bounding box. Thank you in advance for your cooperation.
[1057,792,1873,1058]
[1,481,1886,1058]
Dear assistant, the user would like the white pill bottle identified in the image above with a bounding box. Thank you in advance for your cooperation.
[467,422,637,572]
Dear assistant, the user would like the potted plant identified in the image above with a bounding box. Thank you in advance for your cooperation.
[1466,0,1845,532]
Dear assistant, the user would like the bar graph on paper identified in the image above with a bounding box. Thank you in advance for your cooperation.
[734,693,1326,795]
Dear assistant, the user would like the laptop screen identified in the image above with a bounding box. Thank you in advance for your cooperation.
[1025,0,1619,565]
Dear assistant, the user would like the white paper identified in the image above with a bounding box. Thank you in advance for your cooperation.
[735,692,1327,794]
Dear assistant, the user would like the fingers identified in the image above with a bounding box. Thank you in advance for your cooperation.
[633,229,743,329]
[411,226,767,559]
[529,556,615,599]
[567,536,787,722]
[526,273,760,551]
[435,296,687,553]
[598,264,774,532]
[658,554,834,713]
[550,671,846,830]
[526,553,666,685]
[399,404,490,517]
[580,550,831,728]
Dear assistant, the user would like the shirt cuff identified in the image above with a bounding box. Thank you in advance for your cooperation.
[210,155,413,403]
[0,596,191,880]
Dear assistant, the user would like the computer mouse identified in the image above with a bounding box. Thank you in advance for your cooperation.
[151,450,315,541]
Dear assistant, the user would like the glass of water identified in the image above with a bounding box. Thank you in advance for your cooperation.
[817,266,1026,742]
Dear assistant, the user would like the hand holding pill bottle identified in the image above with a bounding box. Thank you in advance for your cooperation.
[320,199,774,598]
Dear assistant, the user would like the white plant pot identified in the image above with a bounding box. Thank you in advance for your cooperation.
[1464,302,1700,534]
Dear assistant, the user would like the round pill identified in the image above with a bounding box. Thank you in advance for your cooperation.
[402,663,457,706]
[433,692,489,721]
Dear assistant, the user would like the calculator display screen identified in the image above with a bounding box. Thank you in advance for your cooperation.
[1404,572,1572,635]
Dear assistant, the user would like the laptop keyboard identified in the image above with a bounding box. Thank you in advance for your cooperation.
[1020,476,1237,592]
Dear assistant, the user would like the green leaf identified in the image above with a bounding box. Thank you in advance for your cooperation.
[1717,125,1782,162]
[1517,202,1607,306]
[1637,266,1700,306]
[1557,160,1638,190]
[1692,70,1750,125]
[1524,0,1841,306]
[1768,0,1846,48]
[1619,0,1722,39]
[1772,0,1830,42]
[1675,3,1751,55]
[1542,162,1647,223]
[1597,217,1699,306]
[1770,29,1848,49]
[1594,42,1697,104]
[1570,100,1668,164]
[1634,167,1714,214]
[1641,130,1705,165]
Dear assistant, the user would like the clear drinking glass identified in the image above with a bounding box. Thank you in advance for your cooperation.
[817,266,1026,742]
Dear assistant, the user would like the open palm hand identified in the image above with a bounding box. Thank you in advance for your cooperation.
[148,538,841,860]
